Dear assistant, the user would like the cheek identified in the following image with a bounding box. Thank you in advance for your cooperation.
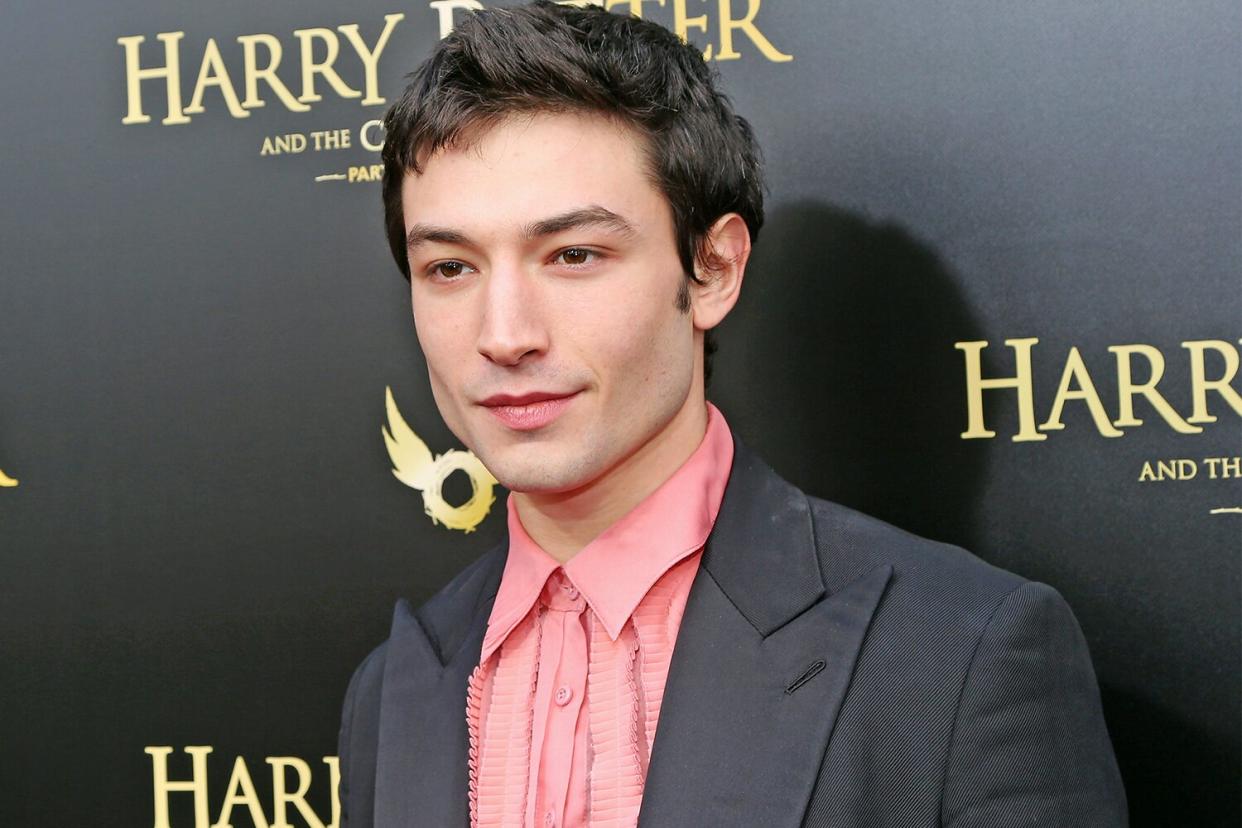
[414,289,467,350]
[412,299,469,392]
[568,280,689,386]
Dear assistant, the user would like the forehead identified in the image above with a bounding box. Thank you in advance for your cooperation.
[400,112,668,234]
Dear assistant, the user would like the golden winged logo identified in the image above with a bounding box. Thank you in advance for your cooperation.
[382,386,497,532]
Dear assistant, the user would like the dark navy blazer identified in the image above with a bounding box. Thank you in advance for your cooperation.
[337,440,1128,827]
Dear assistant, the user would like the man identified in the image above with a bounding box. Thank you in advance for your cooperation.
[338,3,1128,826]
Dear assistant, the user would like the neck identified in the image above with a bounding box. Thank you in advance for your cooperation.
[513,394,709,564]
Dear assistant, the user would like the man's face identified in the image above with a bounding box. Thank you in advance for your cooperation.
[401,112,701,494]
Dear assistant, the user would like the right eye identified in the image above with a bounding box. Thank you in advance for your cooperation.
[427,260,475,281]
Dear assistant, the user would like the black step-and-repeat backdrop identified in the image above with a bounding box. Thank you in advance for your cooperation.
[3,1,1238,825]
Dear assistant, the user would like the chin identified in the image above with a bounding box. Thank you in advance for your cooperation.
[480,445,601,496]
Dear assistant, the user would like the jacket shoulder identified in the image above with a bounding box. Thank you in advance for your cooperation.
[800,496,1126,823]
[803,494,1046,668]
[806,495,1027,608]
[337,639,386,828]
[346,540,504,688]
[343,542,502,680]
[336,543,504,825]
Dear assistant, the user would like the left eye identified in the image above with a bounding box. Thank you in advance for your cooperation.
[553,248,596,267]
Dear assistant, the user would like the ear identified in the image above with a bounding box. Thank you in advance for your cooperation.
[690,213,751,332]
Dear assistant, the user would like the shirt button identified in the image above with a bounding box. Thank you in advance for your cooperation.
[544,811,555,827]
[564,586,579,600]
[554,685,573,706]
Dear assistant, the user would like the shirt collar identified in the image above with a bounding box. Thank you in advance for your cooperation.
[480,402,735,662]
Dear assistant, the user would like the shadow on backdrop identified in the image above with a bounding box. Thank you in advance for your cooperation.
[712,200,993,552]
[1104,684,1239,827]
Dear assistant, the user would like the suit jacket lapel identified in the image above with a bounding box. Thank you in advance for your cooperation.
[374,543,506,828]
[639,441,892,827]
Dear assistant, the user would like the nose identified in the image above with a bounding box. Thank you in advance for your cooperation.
[476,264,548,366]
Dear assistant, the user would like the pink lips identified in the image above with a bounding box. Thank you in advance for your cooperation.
[479,391,579,431]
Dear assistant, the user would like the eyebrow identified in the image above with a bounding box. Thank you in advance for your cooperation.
[405,205,636,253]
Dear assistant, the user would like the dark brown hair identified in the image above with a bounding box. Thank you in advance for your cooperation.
[381,1,765,379]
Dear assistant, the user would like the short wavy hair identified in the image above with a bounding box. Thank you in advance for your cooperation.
[381,1,765,381]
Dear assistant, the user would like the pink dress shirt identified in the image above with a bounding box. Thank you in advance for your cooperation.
[465,404,735,828]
